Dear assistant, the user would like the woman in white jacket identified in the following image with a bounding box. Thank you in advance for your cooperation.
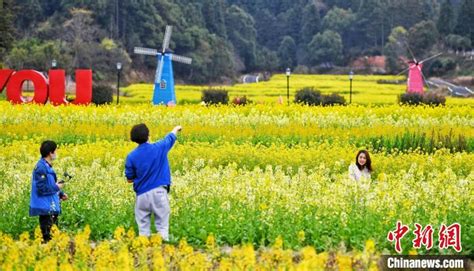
[348,150,372,181]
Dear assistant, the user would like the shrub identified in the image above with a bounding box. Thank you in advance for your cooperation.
[422,92,446,106]
[322,93,346,106]
[399,92,423,105]
[294,87,322,105]
[202,89,229,105]
[232,96,251,106]
[92,84,114,105]
[399,92,446,106]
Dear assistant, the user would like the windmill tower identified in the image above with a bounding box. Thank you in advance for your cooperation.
[134,26,192,105]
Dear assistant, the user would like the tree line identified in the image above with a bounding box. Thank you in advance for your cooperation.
[0,0,473,84]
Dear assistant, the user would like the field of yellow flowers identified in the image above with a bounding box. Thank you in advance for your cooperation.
[122,74,474,105]
[0,99,472,269]
[0,225,381,270]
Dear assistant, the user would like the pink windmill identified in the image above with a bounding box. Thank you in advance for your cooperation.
[399,47,442,94]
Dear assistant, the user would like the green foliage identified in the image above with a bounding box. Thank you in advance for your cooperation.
[428,57,457,76]
[5,38,64,70]
[92,84,114,105]
[422,92,446,106]
[399,92,446,106]
[399,92,424,105]
[277,36,297,69]
[321,7,355,34]
[445,34,472,51]
[322,93,346,106]
[384,27,409,73]
[0,0,15,62]
[202,89,229,105]
[308,31,343,65]
[437,0,455,36]
[294,87,322,105]
[3,0,472,82]
[300,3,321,45]
[454,0,474,43]
[225,5,257,72]
[407,20,439,57]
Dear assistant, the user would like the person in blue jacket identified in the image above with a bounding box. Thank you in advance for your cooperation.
[29,140,68,242]
[125,123,182,241]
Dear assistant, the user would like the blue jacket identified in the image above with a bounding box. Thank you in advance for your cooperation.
[125,133,176,196]
[29,158,61,216]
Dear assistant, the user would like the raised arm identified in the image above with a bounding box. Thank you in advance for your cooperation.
[155,126,182,151]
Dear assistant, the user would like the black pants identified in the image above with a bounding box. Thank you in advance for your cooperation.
[39,214,58,242]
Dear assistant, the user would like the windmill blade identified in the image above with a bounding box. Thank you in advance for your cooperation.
[155,55,165,84]
[171,54,192,65]
[404,41,417,63]
[419,53,442,64]
[162,25,173,53]
[395,66,410,76]
[134,47,158,56]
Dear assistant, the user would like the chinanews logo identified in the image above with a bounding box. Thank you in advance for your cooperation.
[387,221,462,253]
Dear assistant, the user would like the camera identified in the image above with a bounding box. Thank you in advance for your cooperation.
[58,172,73,184]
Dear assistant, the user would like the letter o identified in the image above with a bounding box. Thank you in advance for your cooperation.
[7,70,48,104]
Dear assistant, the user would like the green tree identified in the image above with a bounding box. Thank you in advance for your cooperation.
[384,26,409,73]
[454,0,474,43]
[0,0,15,63]
[308,30,343,65]
[202,0,227,39]
[225,5,257,71]
[255,46,279,71]
[278,36,297,69]
[254,9,278,50]
[300,3,321,45]
[5,39,64,70]
[321,7,355,34]
[353,0,387,52]
[407,20,439,57]
[445,34,472,51]
[437,0,455,36]
[13,0,42,34]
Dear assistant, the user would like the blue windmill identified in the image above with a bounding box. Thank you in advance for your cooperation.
[134,25,192,105]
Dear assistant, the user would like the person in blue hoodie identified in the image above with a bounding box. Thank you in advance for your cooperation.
[125,124,182,241]
[30,140,68,242]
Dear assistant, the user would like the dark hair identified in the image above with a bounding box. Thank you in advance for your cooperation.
[130,123,149,144]
[40,140,57,158]
[355,150,372,172]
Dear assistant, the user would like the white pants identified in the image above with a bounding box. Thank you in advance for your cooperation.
[135,186,170,240]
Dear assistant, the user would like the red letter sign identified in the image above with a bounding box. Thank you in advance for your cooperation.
[0,69,92,105]
[48,69,67,105]
[6,70,48,104]
[0,69,14,91]
[72,69,92,105]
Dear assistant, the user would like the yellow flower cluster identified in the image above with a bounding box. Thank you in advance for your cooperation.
[0,227,380,270]
[0,102,471,144]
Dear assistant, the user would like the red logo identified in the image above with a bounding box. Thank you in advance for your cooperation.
[387,222,462,253]
[0,69,92,105]
[387,221,410,253]
[439,223,462,252]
